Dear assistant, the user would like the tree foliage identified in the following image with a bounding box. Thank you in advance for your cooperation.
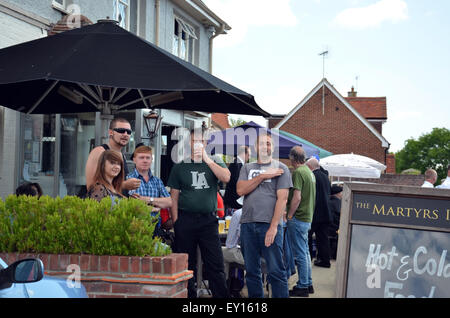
[395,128,450,185]
[229,117,247,127]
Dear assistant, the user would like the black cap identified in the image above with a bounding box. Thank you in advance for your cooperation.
[331,185,343,195]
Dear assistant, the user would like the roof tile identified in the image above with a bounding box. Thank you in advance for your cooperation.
[345,97,387,119]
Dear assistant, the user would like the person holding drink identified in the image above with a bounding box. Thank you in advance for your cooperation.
[168,128,230,298]
[127,145,172,209]
[126,145,172,232]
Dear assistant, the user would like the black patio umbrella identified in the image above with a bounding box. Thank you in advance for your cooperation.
[0,19,269,117]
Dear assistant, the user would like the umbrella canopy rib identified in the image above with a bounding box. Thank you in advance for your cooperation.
[27,80,59,114]
[72,88,101,110]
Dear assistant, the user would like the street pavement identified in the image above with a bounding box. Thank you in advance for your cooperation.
[239,259,337,298]
[289,259,336,298]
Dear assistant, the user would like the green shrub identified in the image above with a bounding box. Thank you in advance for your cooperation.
[0,195,171,257]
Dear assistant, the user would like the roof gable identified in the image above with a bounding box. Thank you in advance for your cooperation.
[275,78,390,148]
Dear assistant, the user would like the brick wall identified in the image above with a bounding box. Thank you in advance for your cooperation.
[282,159,423,187]
[368,121,382,135]
[268,117,283,129]
[0,252,193,298]
[330,174,424,187]
[386,153,396,174]
[278,86,387,164]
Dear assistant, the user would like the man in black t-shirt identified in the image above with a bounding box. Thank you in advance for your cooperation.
[224,146,251,213]
[168,128,231,298]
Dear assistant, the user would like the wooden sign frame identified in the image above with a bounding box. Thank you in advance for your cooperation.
[335,182,450,298]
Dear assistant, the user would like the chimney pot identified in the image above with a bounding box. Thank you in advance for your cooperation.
[348,86,357,97]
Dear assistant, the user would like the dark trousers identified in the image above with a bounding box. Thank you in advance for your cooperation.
[174,210,229,298]
[308,222,331,265]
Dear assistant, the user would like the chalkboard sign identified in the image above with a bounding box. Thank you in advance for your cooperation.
[336,183,450,298]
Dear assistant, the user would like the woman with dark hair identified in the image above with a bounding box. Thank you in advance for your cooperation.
[87,150,125,203]
[15,182,43,198]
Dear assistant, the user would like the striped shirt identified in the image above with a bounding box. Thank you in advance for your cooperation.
[126,169,170,198]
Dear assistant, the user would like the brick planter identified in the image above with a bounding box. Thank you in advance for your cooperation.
[0,252,193,298]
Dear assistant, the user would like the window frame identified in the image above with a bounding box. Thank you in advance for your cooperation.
[52,0,67,12]
[113,0,130,30]
[173,15,198,64]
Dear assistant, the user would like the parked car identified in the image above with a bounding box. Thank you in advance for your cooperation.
[0,257,87,298]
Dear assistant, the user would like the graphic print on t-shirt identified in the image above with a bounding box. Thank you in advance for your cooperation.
[191,171,210,189]
[248,169,271,183]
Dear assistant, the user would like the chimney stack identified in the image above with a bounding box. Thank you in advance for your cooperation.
[348,86,357,97]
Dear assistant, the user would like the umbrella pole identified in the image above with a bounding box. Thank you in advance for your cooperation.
[101,114,113,145]
[95,112,114,146]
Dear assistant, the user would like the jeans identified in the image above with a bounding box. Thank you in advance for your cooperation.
[287,218,313,288]
[240,222,289,298]
[282,220,296,277]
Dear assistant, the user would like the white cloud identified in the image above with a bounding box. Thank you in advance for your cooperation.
[333,0,408,29]
[204,0,298,48]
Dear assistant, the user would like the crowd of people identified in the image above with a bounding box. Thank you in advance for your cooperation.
[14,117,450,299]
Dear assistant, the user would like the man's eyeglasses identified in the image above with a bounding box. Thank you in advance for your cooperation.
[113,128,132,135]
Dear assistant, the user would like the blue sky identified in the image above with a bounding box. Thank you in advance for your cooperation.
[203,0,450,153]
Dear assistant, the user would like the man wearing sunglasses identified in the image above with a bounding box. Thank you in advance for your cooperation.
[85,118,141,193]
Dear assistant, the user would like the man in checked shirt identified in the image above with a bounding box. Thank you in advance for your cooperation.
[127,145,172,213]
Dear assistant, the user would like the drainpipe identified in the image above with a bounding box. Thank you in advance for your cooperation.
[209,23,225,73]
[155,0,160,46]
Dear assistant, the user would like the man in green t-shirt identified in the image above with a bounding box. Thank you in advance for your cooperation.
[286,146,316,297]
[168,128,230,298]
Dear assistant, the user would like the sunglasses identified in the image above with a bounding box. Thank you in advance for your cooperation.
[113,128,132,135]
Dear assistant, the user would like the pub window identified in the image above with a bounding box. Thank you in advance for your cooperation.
[172,16,197,63]
[113,0,130,30]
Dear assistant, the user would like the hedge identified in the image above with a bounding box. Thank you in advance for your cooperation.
[0,195,171,257]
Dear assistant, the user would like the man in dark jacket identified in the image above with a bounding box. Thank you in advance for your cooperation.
[306,157,332,268]
[328,184,343,260]
[329,185,343,236]
[224,146,250,213]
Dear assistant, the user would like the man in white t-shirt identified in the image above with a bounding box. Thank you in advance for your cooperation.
[436,165,450,189]
[421,168,437,188]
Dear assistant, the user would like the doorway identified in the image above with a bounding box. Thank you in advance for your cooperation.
[160,125,178,185]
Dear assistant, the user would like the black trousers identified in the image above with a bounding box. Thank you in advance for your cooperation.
[308,222,331,265]
[174,210,229,298]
